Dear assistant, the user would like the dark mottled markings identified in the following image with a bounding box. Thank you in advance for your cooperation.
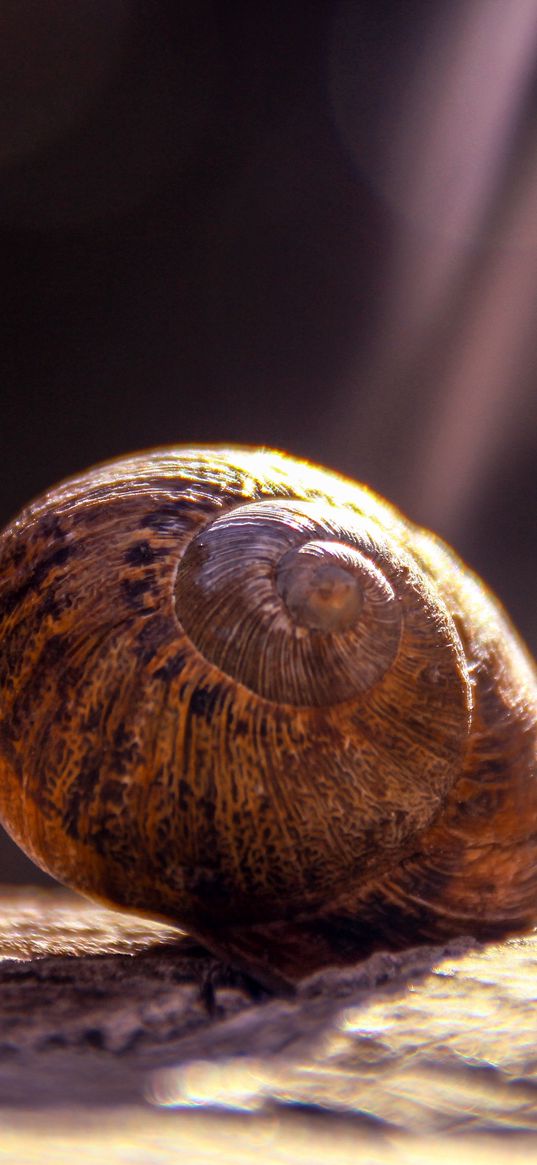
[113,723,129,749]
[199,796,216,822]
[36,589,63,620]
[106,720,142,773]
[39,633,68,668]
[87,821,119,861]
[99,779,127,806]
[124,541,165,566]
[0,544,73,619]
[111,742,140,775]
[62,762,101,841]
[9,543,26,567]
[153,652,187,682]
[121,573,157,608]
[178,778,191,812]
[225,707,248,735]
[6,632,80,733]
[0,719,22,781]
[81,706,103,733]
[37,515,65,542]
[190,684,222,719]
[37,546,71,573]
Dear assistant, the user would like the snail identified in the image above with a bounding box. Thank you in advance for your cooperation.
[0,445,536,989]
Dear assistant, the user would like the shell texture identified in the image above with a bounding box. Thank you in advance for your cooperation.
[0,447,535,985]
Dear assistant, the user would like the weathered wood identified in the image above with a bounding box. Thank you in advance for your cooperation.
[0,886,536,1161]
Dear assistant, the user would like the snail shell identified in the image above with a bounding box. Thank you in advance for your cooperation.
[0,446,536,987]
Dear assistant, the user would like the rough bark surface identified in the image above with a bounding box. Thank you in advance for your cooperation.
[0,887,536,1161]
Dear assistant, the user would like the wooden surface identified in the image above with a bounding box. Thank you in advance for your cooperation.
[1,887,537,1162]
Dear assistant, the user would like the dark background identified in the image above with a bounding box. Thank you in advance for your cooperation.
[1,0,536,883]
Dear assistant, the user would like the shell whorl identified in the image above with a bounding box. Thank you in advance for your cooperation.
[174,499,403,706]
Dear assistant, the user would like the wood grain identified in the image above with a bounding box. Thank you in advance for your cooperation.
[0,886,536,1163]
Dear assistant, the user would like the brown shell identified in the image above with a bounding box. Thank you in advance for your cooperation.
[0,446,536,988]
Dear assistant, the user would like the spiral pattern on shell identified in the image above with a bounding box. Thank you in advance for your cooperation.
[175,500,404,705]
[0,447,536,985]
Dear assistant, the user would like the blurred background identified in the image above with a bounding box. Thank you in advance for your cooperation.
[1,0,536,882]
